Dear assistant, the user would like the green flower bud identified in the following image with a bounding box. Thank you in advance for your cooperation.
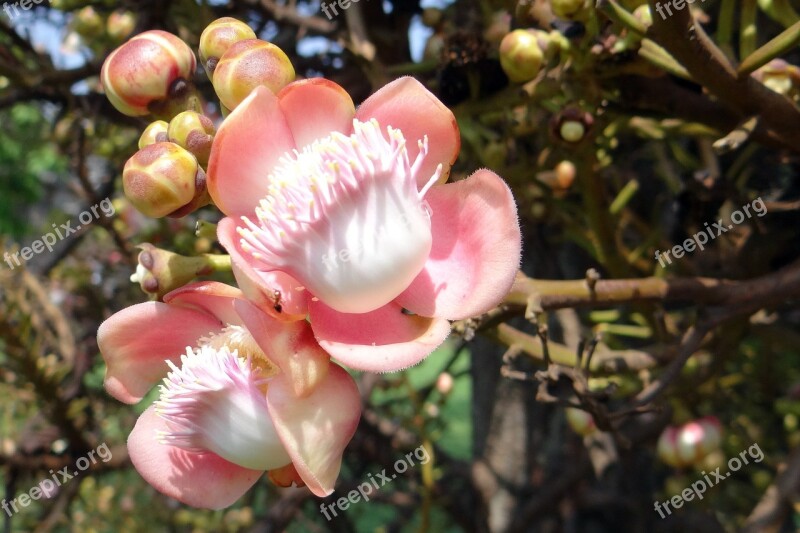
[550,107,594,144]
[138,120,169,149]
[122,142,208,218]
[199,17,257,78]
[131,243,218,300]
[212,39,295,110]
[551,0,589,20]
[499,30,544,83]
[107,10,137,42]
[565,407,596,436]
[101,30,197,117]
[167,111,215,166]
[73,6,104,39]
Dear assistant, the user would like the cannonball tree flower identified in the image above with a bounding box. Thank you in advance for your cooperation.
[207,77,522,372]
[97,281,360,508]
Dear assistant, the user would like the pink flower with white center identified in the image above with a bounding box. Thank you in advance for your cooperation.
[97,281,361,508]
[208,77,522,372]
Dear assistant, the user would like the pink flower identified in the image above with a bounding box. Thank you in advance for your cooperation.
[207,77,522,372]
[97,281,361,508]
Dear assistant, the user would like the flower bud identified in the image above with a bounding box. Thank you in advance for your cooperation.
[551,0,589,20]
[555,160,576,190]
[499,30,543,83]
[131,243,215,300]
[167,111,215,166]
[138,120,169,149]
[199,17,257,77]
[550,107,594,144]
[122,142,209,218]
[101,30,197,117]
[565,407,596,436]
[436,372,454,395]
[212,39,295,110]
[657,426,682,467]
[657,417,723,468]
[73,6,104,39]
[107,10,137,42]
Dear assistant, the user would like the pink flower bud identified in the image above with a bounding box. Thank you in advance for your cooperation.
[565,407,596,436]
[138,120,169,149]
[212,39,295,110]
[499,30,543,83]
[167,111,215,166]
[107,10,137,43]
[122,142,208,218]
[436,372,454,395]
[101,30,197,117]
[658,417,724,468]
[198,17,257,77]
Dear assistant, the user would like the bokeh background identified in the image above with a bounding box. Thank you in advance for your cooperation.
[2,0,800,531]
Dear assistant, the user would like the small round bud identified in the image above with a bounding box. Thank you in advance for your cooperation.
[212,39,295,110]
[550,107,594,144]
[657,426,682,467]
[123,142,205,218]
[499,30,543,83]
[138,120,169,149]
[560,121,585,142]
[551,0,589,20]
[555,160,576,189]
[167,111,215,166]
[199,17,257,77]
[107,10,137,42]
[633,5,653,28]
[436,372,454,395]
[101,30,197,117]
[73,6,104,39]
[565,407,596,436]
[657,417,723,468]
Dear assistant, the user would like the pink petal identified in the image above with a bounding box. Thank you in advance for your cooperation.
[396,169,521,320]
[128,406,262,509]
[234,298,330,398]
[277,78,356,150]
[355,76,460,188]
[267,364,361,496]
[309,299,451,372]
[98,302,223,404]
[163,281,243,326]
[217,217,309,320]
[207,86,296,217]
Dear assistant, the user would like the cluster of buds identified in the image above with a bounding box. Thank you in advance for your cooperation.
[102,20,295,219]
[657,416,723,469]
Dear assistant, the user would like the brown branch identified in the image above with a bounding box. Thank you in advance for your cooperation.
[645,0,800,150]
[742,446,800,533]
[506,259,800,312]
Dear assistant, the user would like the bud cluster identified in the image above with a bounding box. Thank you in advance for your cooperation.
[657,416,723,469]
[101,19,296,220]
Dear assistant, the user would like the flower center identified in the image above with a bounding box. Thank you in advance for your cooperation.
[238,119,442,314]
[154,342,290,471]
[199,325,278,381]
